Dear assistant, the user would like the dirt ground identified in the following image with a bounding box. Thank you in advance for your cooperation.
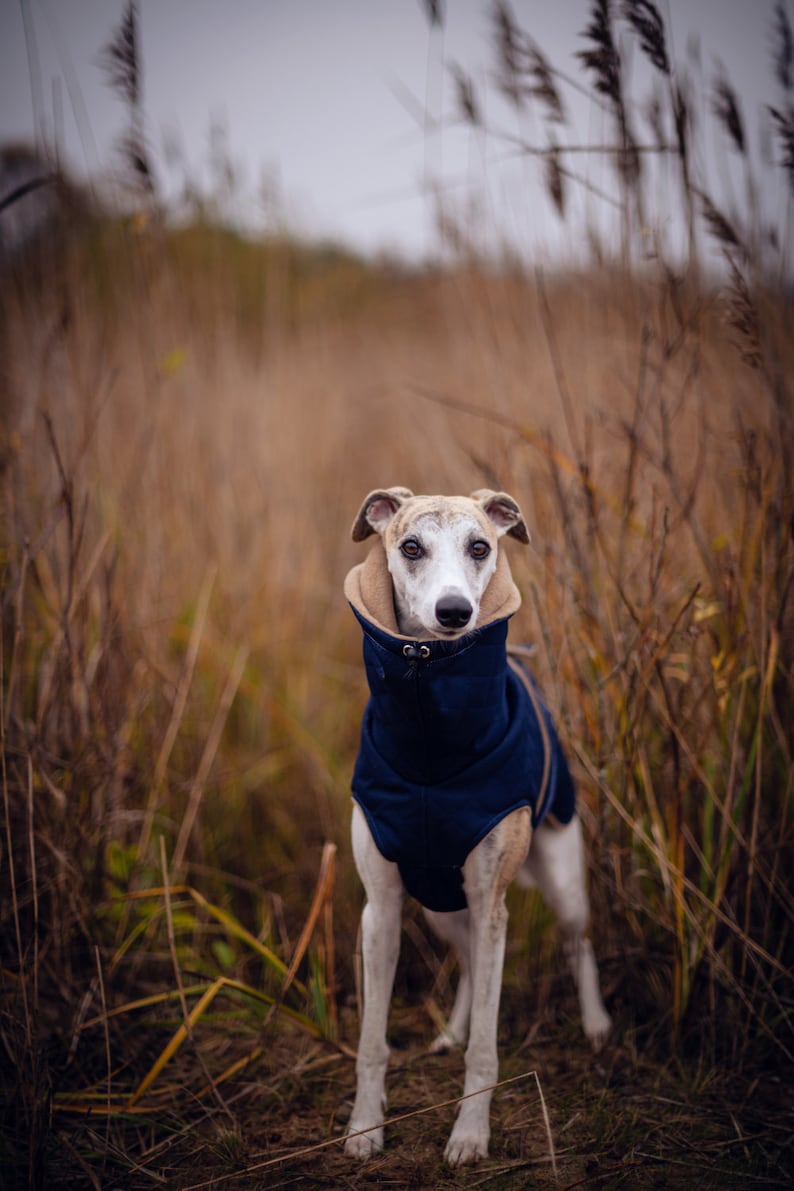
[42,980,791,1191]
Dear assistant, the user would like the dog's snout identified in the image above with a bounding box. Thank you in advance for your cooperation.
[435,594,473,631]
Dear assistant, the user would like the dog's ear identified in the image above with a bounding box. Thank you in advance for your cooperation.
[471,489,530,543]
[352,487,415,541]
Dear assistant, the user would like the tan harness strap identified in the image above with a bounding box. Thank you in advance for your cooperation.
[507,646,553,822]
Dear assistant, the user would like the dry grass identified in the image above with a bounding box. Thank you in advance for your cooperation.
[2,229,791,1187]
[1,1,793,1186]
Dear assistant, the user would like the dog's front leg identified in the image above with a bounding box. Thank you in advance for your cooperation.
[345,805,404,1158]
[445,808,531,1166]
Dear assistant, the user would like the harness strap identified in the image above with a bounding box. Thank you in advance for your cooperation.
[507,646,553,823]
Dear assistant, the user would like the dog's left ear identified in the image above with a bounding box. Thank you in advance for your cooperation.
[471,489,530,543]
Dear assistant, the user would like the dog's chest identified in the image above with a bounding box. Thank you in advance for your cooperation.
[360,619,513,786]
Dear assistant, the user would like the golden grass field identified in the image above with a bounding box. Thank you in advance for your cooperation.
[2,217,792,1187]
[2,1,793,1184]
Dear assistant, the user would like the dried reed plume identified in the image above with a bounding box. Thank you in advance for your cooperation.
[492,1,566,123]
[724,255,762,369]
[769,104,794,193]
[698,191,745,256]
[772,0,793,92]
[492,0,521,79]
[421,0,445,29]
[450,63,481,126]
[545,140,566,215]
[578,0,621,107]
[622,0,669,74]
[579,0,642,196]
[101,0,155,195]
[713,67,746,154]
[101,0,139,107]
[769,1,794,196]
[672,78,691,166]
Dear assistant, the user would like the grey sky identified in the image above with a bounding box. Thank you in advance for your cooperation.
[0,1,785,261]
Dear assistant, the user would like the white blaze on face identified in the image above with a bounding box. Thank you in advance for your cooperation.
[385,512,498,638]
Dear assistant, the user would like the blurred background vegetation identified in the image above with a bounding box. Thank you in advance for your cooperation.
[1,1,792,1186]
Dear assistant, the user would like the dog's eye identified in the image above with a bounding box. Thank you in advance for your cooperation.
[470,540,491,560]
[400,539,423,559]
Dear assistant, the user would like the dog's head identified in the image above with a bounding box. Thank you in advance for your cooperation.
[352,487,529,639]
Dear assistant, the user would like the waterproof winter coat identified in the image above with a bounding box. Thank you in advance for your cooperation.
[345,541,575,913]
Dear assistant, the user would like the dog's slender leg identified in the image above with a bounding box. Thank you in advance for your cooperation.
[345,806,404,1158]
[423,908,472,1052]
[523,817,611,1048]
[445,809,531,1166]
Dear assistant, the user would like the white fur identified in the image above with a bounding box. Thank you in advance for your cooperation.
[345,490,611,1165]
[385,512,498,638]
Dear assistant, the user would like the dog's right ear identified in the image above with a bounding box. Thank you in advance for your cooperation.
[351,487,414,541]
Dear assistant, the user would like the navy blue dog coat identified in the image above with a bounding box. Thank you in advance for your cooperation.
[345,543,576,913]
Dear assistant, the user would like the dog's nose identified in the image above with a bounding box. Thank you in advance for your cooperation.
[435,594,473,630]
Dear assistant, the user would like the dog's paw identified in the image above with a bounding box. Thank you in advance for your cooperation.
[444,1123,489,1166]
[429,1027,462,1054]
[344,1125,384,1159]
[584,1004,612,1052]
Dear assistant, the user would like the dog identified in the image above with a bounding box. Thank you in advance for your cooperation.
[343,487,611,1165]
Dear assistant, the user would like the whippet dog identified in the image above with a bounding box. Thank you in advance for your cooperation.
[343,488,611,1165]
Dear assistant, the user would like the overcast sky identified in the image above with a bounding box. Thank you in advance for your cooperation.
[0,1,788,263]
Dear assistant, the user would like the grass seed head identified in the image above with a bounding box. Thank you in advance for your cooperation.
[772,0,794,92]
[768,104,794,193]
[492,4,566,123]
[622,0,670,75]
[421,0,445,29]
[100,0,139,108]
[578,0,622,109]
[545,141,566,216]
[713,68,746,154]
[450,63,481,126]
[698,191,745,256]
[723,255,762,369]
